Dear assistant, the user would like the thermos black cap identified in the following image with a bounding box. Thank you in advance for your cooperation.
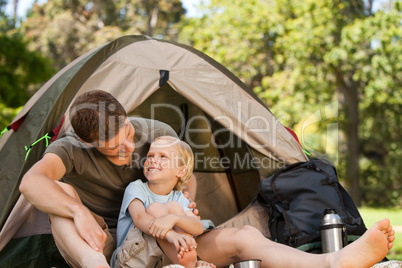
[323,208,338,215]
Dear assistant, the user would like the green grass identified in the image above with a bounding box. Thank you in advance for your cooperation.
[359,207,402,261]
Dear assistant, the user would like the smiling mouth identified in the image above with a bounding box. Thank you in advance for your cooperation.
[148,167,160,173]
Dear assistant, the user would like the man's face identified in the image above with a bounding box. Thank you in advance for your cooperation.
[95,119,135,158]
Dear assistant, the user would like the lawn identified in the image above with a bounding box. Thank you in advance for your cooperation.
[359,207,402,261]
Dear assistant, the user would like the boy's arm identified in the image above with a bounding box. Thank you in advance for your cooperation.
[149,211,203,238]
[128,199,196,250]
[178,211,204,235]
[128,198,157,235]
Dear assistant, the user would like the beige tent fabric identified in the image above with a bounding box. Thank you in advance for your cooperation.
[0,196,30,251]
[73,39,307,164]
[0,196,51,251]
[217,198,270,238]
[193,172,238,226]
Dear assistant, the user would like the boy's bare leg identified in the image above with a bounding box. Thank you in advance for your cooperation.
[147,202,198,267]
[50,182,110,268]
[157,234,198,268]
[165,202,209,267]
[164,201,198,252]
[196,219,394,268]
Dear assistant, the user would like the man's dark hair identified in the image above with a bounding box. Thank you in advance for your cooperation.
[69,90,127,143]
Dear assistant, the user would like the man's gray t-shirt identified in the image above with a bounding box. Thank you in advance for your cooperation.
[45,117,177,228]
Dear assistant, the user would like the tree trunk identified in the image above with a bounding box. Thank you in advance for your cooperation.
[336,69,362,206]
[145,1,159,36]
[13,0,19,27]
[345,86,361,206]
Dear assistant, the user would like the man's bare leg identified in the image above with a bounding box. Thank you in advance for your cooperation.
[196,219,394,268]
[50,182,110,268]
[332,218,394,268]
[196,225,311,268]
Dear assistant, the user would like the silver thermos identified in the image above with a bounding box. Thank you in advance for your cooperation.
[319,208,347,253]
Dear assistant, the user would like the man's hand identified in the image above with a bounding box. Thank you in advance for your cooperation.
[183,191,199,218]
[72,205,106,253]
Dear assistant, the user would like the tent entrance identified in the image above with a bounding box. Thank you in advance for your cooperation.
[129,83,261,225]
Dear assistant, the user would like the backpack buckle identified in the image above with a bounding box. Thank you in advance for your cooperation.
[281,200,290,210]
[289,236,297,246]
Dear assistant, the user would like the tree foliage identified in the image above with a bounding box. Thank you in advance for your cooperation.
[179,0,401,206]
[20,0,185,69]
[1,0,185,129]
[0,1,55,130]
[346,6,402,207]
[0,33,54,107]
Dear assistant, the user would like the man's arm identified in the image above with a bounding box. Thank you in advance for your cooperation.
[185,174,197,201]
[19,153,106,252]
[183,174,200,217]
[20,153,77,216]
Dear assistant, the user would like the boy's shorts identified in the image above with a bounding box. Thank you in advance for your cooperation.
[52,212,116,268]
[113,225,164,268]
[112,220,215,268]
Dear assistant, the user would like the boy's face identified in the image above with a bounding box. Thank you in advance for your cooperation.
[95,119,135,158]
[144,138,185,190]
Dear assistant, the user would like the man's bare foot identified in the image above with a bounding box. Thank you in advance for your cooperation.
[332,218,395,268]
[195,260,216,267]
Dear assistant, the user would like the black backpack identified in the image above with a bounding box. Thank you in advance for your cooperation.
[257,159,367,253]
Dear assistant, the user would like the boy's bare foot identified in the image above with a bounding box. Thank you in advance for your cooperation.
[195,260,216,267]
[177,247,197,268]
[332,218,395,268]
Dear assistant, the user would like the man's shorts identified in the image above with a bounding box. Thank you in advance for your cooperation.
[52,212,116,268]
[113,225,164,268]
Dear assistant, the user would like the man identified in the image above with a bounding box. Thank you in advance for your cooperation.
[20,90,192,267]
[20,90,395,268]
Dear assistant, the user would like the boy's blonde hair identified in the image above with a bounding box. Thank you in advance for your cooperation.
[153,136,194,191]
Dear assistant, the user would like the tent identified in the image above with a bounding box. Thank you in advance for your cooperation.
[0,35,308,266]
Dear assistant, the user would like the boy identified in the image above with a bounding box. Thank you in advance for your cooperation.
[112,136,215,268]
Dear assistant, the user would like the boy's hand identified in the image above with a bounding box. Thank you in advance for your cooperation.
[165,230,197,252]
[149,214,177,239]
[183,191,199,218]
